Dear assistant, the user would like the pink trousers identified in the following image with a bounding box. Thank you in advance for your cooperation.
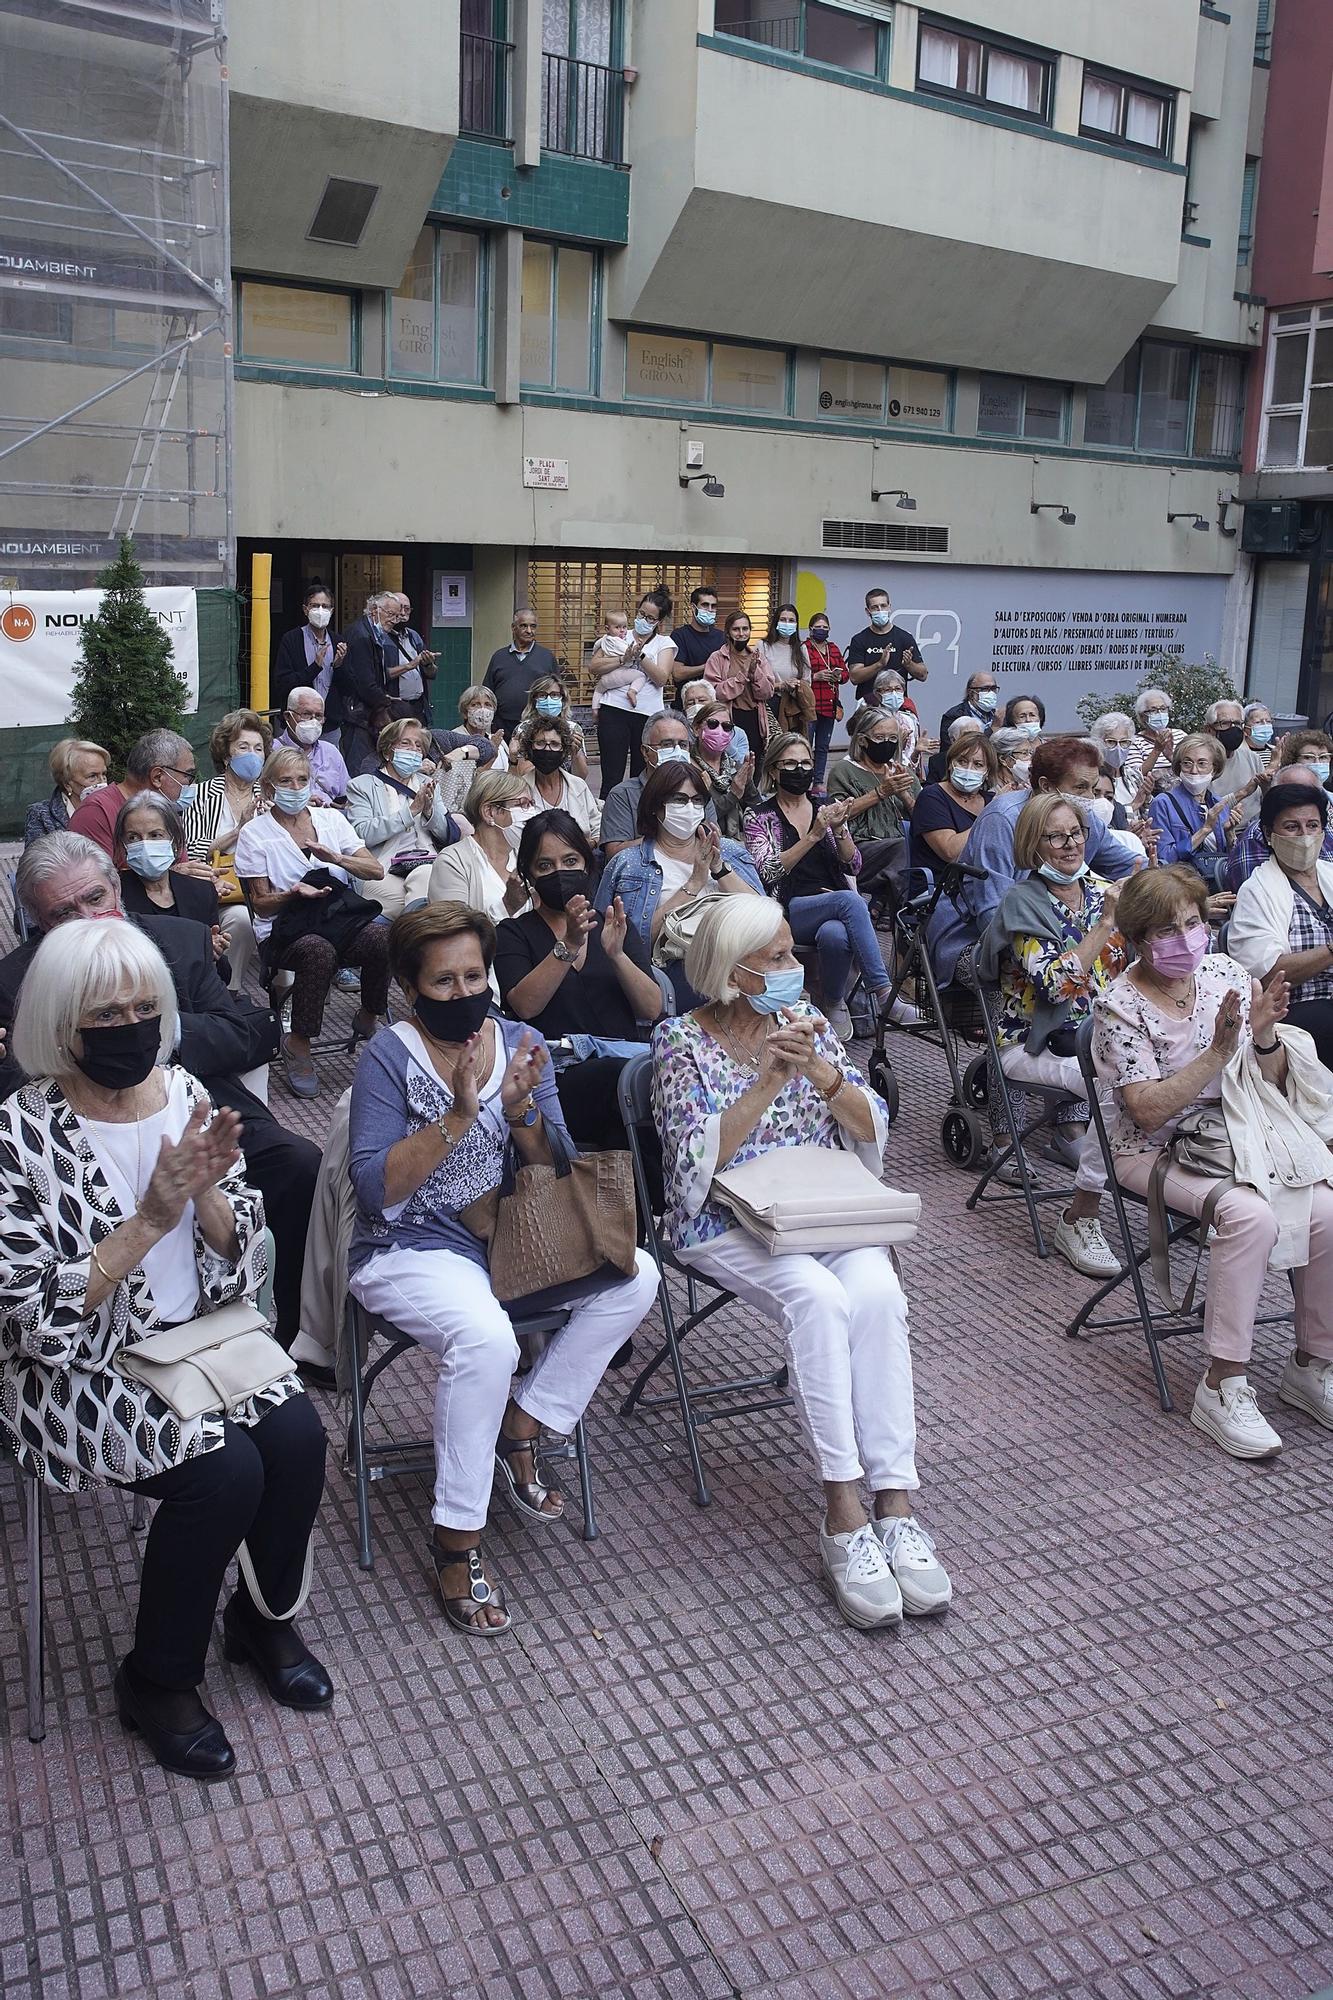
[1115,1152,1333,1365]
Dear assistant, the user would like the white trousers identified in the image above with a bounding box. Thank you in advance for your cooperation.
[349,1245,660,1528]
[360,863,433,920]
[681,1232,918,1491]
[998,1043,1106,1194]
[219,901,258,992]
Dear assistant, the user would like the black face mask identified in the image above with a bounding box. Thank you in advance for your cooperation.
[74,1016,161,1091]
[777,766,815,796]
[862,739,899,766]
[413,988,491,1043]
[529,745,566,775]
[534,868,591,911]
[810,628,830,644]
[730,635,749,651]
[1215,725,1245,754]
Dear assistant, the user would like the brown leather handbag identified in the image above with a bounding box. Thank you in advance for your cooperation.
[462,1151,637,1304]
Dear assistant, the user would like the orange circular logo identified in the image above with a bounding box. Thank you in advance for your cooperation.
[1,603,36,642]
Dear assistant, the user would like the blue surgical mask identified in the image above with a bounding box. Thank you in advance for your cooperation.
[391,749,424,778]
[1038,859,1089,885]
[974,690,998,714]
[274,783,311,814]
[776,620,797,639]
[229,750,263,782]
[1312,762,1331,785]
[738,964,805,1016]
[1017,721,1041,739]
[654,744,691,765]
[881,690,904,711]
[534,696,563,718]
[869,609,891,629]
[174,782,197,810]
[1250,723,1273,747]
[633,615,655,638]
[124,838,176,880]
[1143,711,1170,732]
[695,607,716,627]
[950,765,985,793]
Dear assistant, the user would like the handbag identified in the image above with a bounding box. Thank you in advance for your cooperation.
[713,1144,920,1255]
[118,1301,292,1421]
[211,846,244,908]
[653,887,722,967]
[462,1150,638,1304]
[777,681,817,733]
[1146,1102,1235,1314]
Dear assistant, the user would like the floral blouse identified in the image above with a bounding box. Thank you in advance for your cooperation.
[996,875,1129,1048]
[650,1004,890,1250]
[1092,953,1250,1156]
[742,799,862,892]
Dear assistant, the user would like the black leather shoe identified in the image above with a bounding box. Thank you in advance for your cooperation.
[114,1662,236,1781]
[221,1598,334,1711]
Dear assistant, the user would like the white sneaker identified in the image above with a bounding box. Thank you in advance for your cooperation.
[819,1520,903,1630]
[873,1515,953,1615]
[1190,1375,1282,1459]
[827,1001,854,1041]
[1050,1211,1122,1279]
[878,991,923,1027]
[1278,1352,1333,1431]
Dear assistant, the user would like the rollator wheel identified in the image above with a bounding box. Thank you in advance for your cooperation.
[962,1055,989,1108]
[869,1058,900,1123]
[941,1107,985,1169]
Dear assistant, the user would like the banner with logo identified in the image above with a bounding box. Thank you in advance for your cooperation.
[0,587,199,728]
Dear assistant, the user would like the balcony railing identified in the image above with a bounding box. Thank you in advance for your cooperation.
[715,15,801,53]
[460,31,513,140]
[541,51,625,164]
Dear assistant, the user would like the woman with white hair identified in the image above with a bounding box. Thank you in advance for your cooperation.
[650,896,951,1632]
[1216,702,1280,825]
[0,919,330,1779]
[1122,689,1184,798]
[23,736,110,846]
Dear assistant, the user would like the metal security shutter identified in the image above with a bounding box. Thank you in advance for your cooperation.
[528,552,781,699]
[1246,559,1310,715]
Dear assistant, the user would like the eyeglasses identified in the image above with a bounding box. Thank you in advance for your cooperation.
[164,764,197,783]
[776,763,811,773]
[1042,830,1086,849]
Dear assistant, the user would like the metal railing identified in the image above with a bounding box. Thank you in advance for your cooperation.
[460,31,513,140]
[1254,27,1272,60]
[715,14,801,52]
[541,51,625,164]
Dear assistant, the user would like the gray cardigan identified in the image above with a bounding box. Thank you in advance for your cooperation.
[976,874,1086,1056]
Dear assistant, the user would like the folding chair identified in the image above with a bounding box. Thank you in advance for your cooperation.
[615,1052,791,1509]
[342,1295,599,1569]
[966,978,1079,1258]
[238,873,377,1062]
[1063,1018,1289,1409]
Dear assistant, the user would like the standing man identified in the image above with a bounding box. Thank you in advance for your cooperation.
[844,587,928,712]
[482,607,559,737]
[386,591,438,725]
[668,584,724,700]
[335,590,399,772]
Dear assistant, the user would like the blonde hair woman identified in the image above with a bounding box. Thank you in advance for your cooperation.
[24,737,110,846]
[427,768,534,923]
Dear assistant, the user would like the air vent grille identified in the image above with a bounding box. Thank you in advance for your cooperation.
[307,178,379,246]
[822,519,949,554]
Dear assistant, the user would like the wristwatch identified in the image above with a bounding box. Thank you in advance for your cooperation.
[711,863,732,881]
[552,940,577,962]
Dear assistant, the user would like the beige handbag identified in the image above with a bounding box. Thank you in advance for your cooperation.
[652,888,721,967]
[713,1144,920,1255]
[461,1152,638,1303]
[118,1302,292,1421]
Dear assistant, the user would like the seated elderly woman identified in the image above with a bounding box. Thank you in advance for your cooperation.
[235,745,388,1097]
[1220,755,1333,891]
[908,726,994,876]
[651,896,951,1629]
[745,730,896,1040]
[978,794,1126,1280]
[450,684,506,769]
[682,678,751,760]
[826,703,919,892]
[346,904,659,1633]
[428,768,532,923]
[988,726,1033,796]
[1094,864,1333,1458]
[1147,733,1234,879]
[510,674,589,780]
[1123,687,1185,797]
[344,716,467,919]
[511,714,602,842]
[24,736,110,846]
[1229,780,1333,1070]
[181,708,269,986]
[1000,693,1045,741]
[113,789,241,982]
[0,918,329,1779]
[1217,701,1279,819]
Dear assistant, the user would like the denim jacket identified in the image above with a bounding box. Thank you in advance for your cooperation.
[594,837,763,950]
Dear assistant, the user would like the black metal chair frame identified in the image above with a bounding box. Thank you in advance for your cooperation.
[967,976,1079,1258]
[1063,1018,1290,1410]
[237,871,382,1062]
[343,1295,598,1569]
[614,1052,791,1509]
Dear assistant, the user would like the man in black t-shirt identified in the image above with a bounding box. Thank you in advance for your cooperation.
[844,586,927,714]
[668,583,724,702]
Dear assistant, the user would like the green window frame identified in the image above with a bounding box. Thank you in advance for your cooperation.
[713,2,891,83]
[387,224,487,385]
[520,239,601,395]
[977,373,1068,442]
[625,329,793,414]
[235,277,359,372]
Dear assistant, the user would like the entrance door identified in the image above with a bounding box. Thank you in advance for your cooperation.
[337,552,404,635]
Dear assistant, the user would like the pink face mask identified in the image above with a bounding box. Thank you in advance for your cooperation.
[1148,922,1209,980]
[699,723,732,755]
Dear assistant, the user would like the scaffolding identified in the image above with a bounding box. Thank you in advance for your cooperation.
[0,0,232,587]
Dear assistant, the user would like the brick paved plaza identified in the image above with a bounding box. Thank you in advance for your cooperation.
[3,909,1333,2000]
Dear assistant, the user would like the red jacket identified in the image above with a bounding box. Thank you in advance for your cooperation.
[805,639,847,720]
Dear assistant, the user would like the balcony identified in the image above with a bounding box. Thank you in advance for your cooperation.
[460,30,513,141]
[714,14,799,53]
[541,50,626,164]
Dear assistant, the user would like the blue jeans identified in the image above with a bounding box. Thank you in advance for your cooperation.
[809,713,836,783]
[788,889,891,1004]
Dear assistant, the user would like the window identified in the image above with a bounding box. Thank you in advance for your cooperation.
[1080,68,1172,156]
[715,1,889,79]
[1262,307,1333,469]
[237,279,355,370]
[389,225,484,383]
[625,329,791,413]
[917,19,1051,121]
[1237,157,1258,269]
[888,364,950,428]
[978,373,1066,441]
[1086,342,1245,458]
[819,355,886,421]
[0,291,73,341]
[521,240,596,393]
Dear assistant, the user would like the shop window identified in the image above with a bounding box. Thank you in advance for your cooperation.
[888,364,950,429]
[237,279,356,371]
[978,373,1067,441]
[626,329,791,413]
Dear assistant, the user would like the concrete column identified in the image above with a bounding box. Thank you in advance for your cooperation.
[512,0,543,168]
[1052,54,1083,136]
[888,5,917,91]
[473,546,522,662]
[492,226,524,406]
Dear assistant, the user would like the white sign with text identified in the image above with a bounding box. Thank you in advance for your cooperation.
[0,586,198,727]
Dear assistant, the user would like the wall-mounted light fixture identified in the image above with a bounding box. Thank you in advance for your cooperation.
[1216,490,1238,538]
[1031,501,1076,526]
[872,487,916,510]
[680,470,725,499]
[1168,510,1210,532]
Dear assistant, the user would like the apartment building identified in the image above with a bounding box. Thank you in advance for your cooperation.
[1240,0,1333,730]
[0,1,1274,732]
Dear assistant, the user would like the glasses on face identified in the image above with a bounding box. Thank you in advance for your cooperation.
[1042,830,1086,849]
[165,764,197,783]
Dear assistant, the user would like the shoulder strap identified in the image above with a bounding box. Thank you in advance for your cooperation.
[1147,1146,1233,1316]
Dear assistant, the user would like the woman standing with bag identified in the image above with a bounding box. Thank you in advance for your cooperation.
[347,905,659,1635]
[650,896,951,1631]
[705,611,775,753]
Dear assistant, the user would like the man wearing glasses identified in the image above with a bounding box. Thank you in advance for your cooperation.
[69,727,199,858]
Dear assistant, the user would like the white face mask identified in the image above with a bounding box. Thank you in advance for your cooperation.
[467,707,495,733]
[1012,758,1031,786]
[291,717,323,745]
[307,605,332,630]
[1181,772,1211,796]
[1087,795,1115,826]
[501,819,525,850]
[662,800,705,841]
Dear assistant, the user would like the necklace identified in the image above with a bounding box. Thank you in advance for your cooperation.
[708,1005,769,1072]
[1143,971,1195,1014]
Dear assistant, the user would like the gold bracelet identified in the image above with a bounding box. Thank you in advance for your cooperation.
[90,1241,115,1284]
[821,1071,846,1106]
